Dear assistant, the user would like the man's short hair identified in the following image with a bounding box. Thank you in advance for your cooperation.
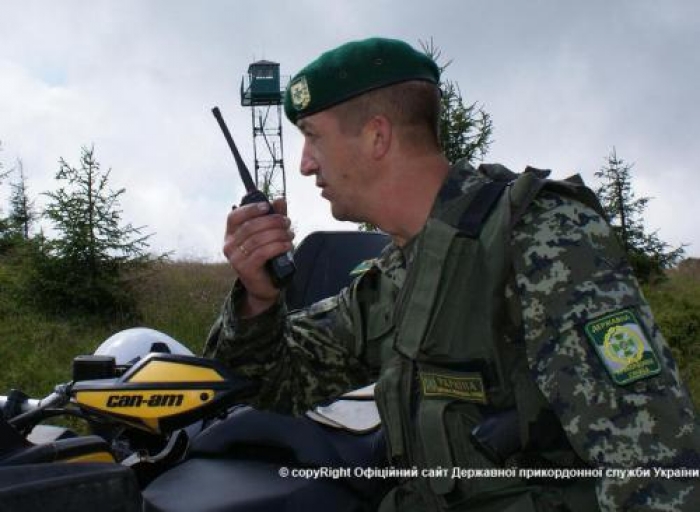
[332,80,442,151]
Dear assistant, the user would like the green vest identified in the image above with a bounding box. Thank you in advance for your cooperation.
[355,165,607,511]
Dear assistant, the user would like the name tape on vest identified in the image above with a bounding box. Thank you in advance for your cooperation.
[420,371,488,404]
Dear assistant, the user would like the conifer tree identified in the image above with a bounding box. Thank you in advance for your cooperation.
[0,141,14,250]
[38,145,153,314]
[359,41,494,232]
[421,38,493,165]
[595,147,684,282]
[8,159,36,240]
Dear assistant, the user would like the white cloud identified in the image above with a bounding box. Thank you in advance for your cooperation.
[1,0,698,259]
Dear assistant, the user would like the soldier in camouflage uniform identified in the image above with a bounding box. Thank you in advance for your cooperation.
[204,38,700,511]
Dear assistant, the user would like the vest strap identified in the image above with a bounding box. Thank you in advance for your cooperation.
[417,398,455,495]
[458,180,509,238]
[508,170,548,229]
[395,219,456,359]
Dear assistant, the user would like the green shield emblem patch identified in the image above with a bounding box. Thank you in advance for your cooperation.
[584,309,661,386]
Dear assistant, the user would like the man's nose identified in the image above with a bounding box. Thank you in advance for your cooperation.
[299,143,318,176]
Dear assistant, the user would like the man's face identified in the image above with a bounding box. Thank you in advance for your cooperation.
[297,110,372,222]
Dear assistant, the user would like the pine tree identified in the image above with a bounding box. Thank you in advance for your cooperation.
[438,80,493,165]
[595,147,685,282]
[37,145,153,315]
[8,159,36,240]
[421,38,493,165]
[0,141,7,183]
[359,40,494,233]
[0,140,6,180]
[0,141,14,250]
[0,144,36,313]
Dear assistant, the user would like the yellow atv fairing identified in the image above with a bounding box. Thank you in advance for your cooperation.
[72,353,254,434]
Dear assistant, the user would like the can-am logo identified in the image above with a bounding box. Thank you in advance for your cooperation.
[106,394,184,408]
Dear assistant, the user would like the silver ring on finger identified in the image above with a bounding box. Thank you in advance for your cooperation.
[238,242,249,256]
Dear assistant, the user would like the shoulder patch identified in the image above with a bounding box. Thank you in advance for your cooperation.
[349,259,376,276]
[584,309,661,386]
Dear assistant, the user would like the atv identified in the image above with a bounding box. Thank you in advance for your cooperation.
[0,230,392,512]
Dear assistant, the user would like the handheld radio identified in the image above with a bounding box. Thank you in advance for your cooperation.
[212,106,296,288]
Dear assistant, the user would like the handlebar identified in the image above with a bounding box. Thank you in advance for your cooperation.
[1,385,71,430]
[0,395,42,414]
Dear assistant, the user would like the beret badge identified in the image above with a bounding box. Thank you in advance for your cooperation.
[289,76,311,111]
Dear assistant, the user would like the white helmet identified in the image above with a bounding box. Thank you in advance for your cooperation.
[94,327,194,366]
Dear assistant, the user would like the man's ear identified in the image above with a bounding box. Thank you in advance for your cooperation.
[364,115,392,159]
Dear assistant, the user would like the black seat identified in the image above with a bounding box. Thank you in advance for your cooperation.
[190,405,386,469]
[144,407,389,512]
[285,231,389,310]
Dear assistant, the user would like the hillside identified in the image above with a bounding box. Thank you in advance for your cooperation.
[0,259,699,406]
[0,260,234,396]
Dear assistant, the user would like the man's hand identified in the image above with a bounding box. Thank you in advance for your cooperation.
[223,198,294,317]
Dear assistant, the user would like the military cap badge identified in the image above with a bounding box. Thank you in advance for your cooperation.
[289,76,311,111]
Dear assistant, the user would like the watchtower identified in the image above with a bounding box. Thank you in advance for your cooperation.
[240,60,287,198]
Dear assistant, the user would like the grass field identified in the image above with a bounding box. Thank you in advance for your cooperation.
[1,258,699,407]
[0,260,234,397]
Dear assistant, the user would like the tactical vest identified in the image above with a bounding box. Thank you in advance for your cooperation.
[354,166,607,511]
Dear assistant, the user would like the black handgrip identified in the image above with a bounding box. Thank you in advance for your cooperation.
[240,190,296,288]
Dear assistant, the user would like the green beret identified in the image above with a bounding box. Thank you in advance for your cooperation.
[284,37,440,124]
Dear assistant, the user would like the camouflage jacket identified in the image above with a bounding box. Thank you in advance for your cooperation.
[204,161,700,511]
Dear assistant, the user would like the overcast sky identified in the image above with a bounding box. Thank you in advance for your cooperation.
[1,0,698,260]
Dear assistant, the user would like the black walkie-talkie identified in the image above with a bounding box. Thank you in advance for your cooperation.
[212,106,296,288]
